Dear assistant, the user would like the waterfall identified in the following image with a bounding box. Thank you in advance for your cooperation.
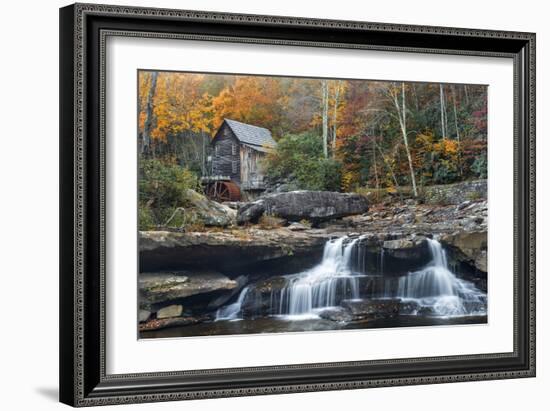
[215,286,250,321]
[213,236,486,322]
[274,237,363,317]
[396,238,486,316]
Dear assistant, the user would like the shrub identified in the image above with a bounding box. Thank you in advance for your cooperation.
[264,132,342,191]
[138,159,202,230]
[415,132,461,185]
[471,154,488,179]
[138,207,156,231]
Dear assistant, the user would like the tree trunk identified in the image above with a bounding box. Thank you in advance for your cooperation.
[451,85,460,142]
[451,86,463,176]
[372,136,380,199]
[331,81,341,157]
[142,72,158,155]
[412,83,420,111]
[389,83,417,197]
[374,139,402,202]
[439,83,447,138]
[202,132,207,175]
[321,80,329,158]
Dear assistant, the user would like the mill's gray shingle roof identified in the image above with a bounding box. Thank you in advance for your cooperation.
[224,119,277,149]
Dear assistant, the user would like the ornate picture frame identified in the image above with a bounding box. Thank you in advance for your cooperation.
[59,3,535,407]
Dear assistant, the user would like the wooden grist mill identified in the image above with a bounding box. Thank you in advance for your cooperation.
[203,119,277,202]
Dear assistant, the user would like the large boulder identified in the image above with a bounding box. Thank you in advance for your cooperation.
[440,230,487,272]
[178,189,236,227]
[237,191,369,225]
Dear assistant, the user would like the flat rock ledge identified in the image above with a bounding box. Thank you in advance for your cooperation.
[139,228,331,272]
[139,315,210,332]
[139,271,237,305]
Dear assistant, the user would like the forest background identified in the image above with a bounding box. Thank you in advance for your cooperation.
[138,71,487,229]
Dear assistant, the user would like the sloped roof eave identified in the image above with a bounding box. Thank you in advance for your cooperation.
[241,143,275,153]
[223,118,277,147]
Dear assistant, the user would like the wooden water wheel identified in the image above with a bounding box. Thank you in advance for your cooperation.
[205,180,241,202]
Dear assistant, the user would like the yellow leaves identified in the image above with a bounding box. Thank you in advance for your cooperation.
[413,130,462,182]
[210,76,283,132]
[415,131,435,147]
[436,139,459,156]
[341,171,357,192]
[415,130,459,159]
[139,72,214,142]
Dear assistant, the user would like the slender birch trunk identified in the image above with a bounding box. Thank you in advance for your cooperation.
[372,136,380,198]
[390,82,418,197]
[451,86,463,176]
[321,80,329,158]
[439,83,447,138]
[331,81,341,157]
[451,85,460,142]
[142,72,158,156]
[412,83,420,111]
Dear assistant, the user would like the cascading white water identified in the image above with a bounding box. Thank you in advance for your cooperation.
[214,236,486,322]
[396,238,486,316]
[215,286,250,321]
[275,237,363,317]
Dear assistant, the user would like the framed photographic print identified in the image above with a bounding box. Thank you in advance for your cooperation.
[59,3,536,407]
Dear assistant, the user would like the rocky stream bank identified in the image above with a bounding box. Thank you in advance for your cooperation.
[138,181,488,334]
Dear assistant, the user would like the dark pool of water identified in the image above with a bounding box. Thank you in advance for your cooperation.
[140,315,487,339]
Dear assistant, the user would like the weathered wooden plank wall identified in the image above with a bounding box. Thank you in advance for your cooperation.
[240,145,263,185]
[212,123,241,183]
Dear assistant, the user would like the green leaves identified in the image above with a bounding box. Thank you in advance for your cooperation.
[264,132,342,191]
[138,159,202,229]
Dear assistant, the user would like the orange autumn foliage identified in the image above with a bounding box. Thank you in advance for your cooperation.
[211,76,283,133]
[138,71,213,142]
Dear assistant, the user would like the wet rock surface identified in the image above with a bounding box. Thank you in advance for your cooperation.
[317,299,423,322]
[139,314,211,332]
[318,307,354,322]
[139,184,489,335]
[341,299,401,320]
[140,315,487,338]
